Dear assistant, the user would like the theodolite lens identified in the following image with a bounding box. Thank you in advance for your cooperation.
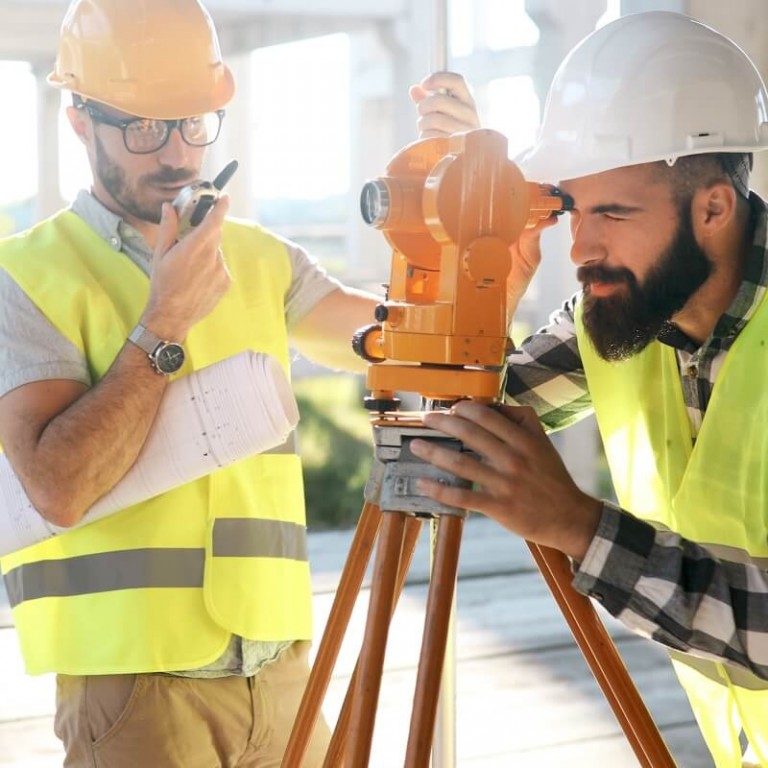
[360,180,390,227]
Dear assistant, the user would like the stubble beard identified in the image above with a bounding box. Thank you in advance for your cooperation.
[94,134,196,225]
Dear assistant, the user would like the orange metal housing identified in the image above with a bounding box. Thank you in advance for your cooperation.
[362,128,569,402]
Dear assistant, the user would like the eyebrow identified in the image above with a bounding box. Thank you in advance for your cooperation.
[586,203,643,215]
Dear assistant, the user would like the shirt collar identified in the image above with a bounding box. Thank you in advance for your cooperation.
[70,189,153,264]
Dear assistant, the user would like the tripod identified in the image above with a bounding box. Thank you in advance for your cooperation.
[282,413,677,767]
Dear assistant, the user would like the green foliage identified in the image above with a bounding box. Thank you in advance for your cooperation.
[294,374,373,530]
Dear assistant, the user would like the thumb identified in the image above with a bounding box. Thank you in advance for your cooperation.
[409,84,428,105]
[155,202,179,258]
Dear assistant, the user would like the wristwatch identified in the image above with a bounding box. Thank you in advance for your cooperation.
[128,323,185,375]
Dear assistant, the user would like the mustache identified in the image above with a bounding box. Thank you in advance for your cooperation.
[577,264,636,287]
[142,168,197,186]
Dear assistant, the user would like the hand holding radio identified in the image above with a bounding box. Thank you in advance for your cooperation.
[144,165,237,340]
[172,159,239,239]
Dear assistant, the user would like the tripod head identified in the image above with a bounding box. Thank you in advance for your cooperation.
[353,128,572,408]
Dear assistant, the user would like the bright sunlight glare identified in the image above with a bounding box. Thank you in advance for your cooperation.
[0,4,613,216]
[250,34,351,200]
[0,62,37,206]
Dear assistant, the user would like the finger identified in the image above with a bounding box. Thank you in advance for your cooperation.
[409,84,428,105]
[201,193,230,230]
[422,401,512,440]
[417,94,480,127]
[183,194,230,250]
[533,213,561,232]
[417,89,477,116]
[449,400,543,440]
[420,71,475,104]
[409,437,493,487]
[155,202,179,257]
[419,410,515,466]
[421,402,543,465]
[415,477,495,514]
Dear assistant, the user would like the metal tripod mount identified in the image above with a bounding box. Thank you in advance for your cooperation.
[282,411,678,767]
[283,412,477,767]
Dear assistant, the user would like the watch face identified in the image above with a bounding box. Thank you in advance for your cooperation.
[154,342,185,374]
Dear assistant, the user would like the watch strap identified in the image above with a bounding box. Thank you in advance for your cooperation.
[128,323,164,357]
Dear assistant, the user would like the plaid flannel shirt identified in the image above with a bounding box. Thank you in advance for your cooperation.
[504,193,768,678]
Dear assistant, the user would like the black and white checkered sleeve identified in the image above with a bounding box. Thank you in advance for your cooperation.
[573,502,768,680]
[504,292,593,431]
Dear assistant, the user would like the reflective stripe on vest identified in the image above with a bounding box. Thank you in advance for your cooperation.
[5,518,309,608]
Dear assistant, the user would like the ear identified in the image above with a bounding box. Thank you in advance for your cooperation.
[66,104,91,147]
[690,182,737,238]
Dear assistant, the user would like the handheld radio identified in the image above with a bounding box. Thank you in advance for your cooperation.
[172,159,239,238]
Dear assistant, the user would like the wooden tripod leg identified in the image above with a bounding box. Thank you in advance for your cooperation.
[323,516,424,767]
[281,501,383,768]
[347,512,410,767]
[405,514,465,768]
[529,543,677,768]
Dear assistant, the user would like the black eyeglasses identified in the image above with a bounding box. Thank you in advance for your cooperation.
[79,102,225,155]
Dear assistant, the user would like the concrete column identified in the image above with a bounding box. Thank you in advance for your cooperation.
[32,62,66,219]
[203,52,253,220]
[346,4,440,286]
[346,27,396,286]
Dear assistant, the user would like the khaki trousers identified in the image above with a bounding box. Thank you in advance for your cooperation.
[54,641,331,768]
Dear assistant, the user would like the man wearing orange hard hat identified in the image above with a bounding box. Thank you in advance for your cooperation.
[0,1,477,765]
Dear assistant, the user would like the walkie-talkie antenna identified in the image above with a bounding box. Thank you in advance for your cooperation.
[213,159,239,191]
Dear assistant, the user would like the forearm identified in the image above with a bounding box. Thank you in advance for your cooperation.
[574,503,768,679]
[15,343,168,526]
[291,286,379,373]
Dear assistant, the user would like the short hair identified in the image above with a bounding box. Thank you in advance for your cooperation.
[653,152,753,203]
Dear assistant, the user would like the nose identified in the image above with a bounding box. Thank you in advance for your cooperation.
[569,213,605,267]
[156,125,193,169]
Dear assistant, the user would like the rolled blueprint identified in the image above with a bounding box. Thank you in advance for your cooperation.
[0,350,299,557]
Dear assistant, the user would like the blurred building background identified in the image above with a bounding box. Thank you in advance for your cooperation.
[1,3,767,765]
[1,0,767,498]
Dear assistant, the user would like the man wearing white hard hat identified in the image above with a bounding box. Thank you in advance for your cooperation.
[410,12,768,767]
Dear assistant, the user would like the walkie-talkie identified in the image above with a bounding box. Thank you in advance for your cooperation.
[172,159,239,239]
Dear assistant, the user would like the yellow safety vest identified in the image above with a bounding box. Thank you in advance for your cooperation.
[0,212,313,675]
[577,297,768,768]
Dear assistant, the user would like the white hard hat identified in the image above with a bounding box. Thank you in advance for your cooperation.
[517,11,768,183]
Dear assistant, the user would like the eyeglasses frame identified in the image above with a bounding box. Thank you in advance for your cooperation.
[77,102,225,155]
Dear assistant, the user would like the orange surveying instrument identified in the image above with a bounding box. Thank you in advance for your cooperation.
[282,129,677,767]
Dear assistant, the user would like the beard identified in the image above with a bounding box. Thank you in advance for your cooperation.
[579,203,713,361]
[94,134,196,225]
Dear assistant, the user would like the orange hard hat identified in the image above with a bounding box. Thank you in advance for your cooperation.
[47,0,235,119]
